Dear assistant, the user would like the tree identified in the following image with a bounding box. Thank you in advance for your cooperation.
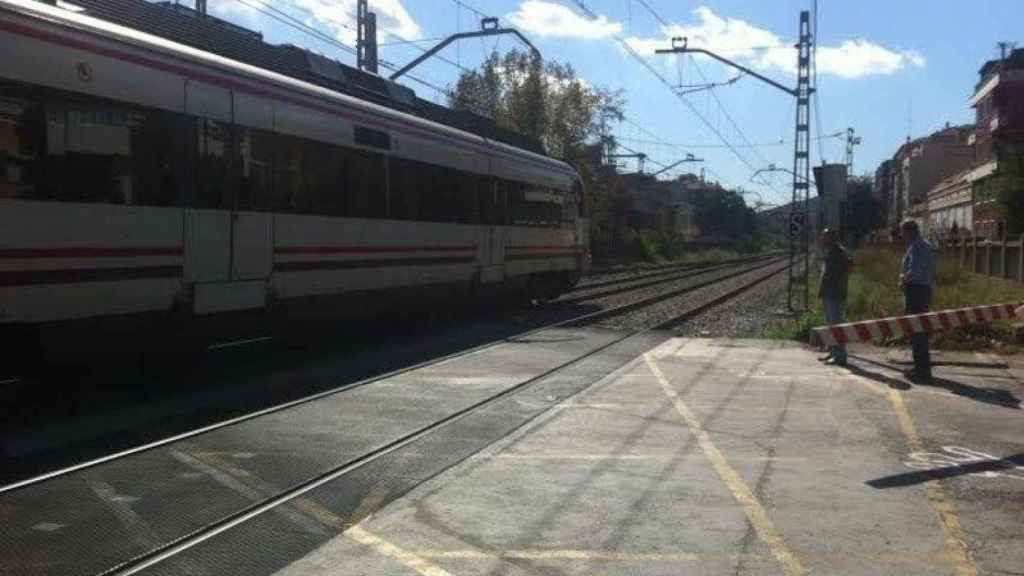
[447,49,624,161]
[846,176,882,243]
[690,187,757,242]
[997,143,1024,236]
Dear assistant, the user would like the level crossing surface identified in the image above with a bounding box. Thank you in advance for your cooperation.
[3,337,1022,576]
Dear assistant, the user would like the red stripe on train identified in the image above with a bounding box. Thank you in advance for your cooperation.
[506,245,581,252]
[275,245,476,255]
[0,246,183,258]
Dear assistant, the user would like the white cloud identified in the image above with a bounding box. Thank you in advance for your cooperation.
[625,6,924,79]
[291,0,419,45]
[208,0,262,27]
[209,0,419,46]
[507,0,621,40]
[814,40,927,78]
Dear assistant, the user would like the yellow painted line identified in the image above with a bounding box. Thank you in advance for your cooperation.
[345,526,455,576]
[177,448,451,576]
[886,389,977,576]
[419,549,703,562]
[643,353,807,576]
[343,485,391,529]
[472,453,807,462]
[413,548,952,566]
[849,373,889,396]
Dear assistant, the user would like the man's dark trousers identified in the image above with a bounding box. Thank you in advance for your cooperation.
[904,284,931,377]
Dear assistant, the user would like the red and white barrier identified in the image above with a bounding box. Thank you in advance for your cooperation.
[813,303,1022,347]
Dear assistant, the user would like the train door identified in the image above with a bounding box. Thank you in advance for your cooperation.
[230,92,273,283]
[572,179,590,273]
[183,81,270,314]
[480,177,505,283]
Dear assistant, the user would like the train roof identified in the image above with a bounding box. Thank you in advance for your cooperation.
[28,0,549,157]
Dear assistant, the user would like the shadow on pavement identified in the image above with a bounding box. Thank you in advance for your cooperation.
[847,354,1022,409]
[885,359,1010,370]
[844,362,911,390]
[866,453,1024,488]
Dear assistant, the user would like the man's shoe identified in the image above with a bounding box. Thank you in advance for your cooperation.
[825,357,847,367]
[903,369,932,383]
[818,354,833,362]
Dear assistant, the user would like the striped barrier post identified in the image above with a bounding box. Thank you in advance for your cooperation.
[813,303,1022,347]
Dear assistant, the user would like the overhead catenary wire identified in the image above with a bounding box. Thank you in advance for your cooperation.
[617,117,741,188]
[617,130,845,149]
[568,0,784,203]
[449,0,490,20]
[626,0,788,200]
[228,0,451,97]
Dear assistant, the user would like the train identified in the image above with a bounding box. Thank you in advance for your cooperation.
[0,0,589,354]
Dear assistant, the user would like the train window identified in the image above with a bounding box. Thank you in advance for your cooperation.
[342,147,386,218]
[509,182,562,226]
[387,157,420,220]
[194,118,233,209]
[353,125,391,151]
[420,164,457,222]
[479,177,505,225]
[305,139,344,216]
[273,132,304,213]
[0,81,185,206]
[131,110,185,207]
[457,172,481,224]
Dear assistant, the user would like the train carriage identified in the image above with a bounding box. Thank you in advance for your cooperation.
[0,0,589,346]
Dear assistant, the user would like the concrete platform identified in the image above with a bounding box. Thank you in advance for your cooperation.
[264,339,1024,576]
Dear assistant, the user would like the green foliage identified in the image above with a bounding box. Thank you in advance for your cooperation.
[690,187,757,241]
[637,231,663,262]
[760,245,1024,350]
[846,176,883,243]
[762,308,826,342]
[447,49,624,161]
[997,145,1024,236]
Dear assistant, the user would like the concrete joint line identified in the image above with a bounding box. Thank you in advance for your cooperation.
[643,352,807,576]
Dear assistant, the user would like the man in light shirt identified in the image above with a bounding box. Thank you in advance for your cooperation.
[899,219,935,382]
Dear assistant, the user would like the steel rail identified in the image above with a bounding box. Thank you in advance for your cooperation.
[102,259,792,576]
[0,256,785,495]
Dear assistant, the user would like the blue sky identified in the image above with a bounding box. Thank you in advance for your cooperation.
[205,0,1023,207]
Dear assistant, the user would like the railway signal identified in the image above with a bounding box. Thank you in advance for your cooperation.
[789,213,804,237]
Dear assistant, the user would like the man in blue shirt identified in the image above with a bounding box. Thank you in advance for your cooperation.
[899,219,935,382]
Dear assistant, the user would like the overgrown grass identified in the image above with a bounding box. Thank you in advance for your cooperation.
[758,246,1024,351]
[597,228,769,268]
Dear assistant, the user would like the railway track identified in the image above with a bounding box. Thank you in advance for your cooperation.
[0,256,791,576]
[573,253,778,292]
[562,255,777,305]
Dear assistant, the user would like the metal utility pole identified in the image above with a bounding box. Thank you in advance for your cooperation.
[656,11,815,311]
[793,11,812,312]
[195,0,206,16]
[357,0,378,74]
[843,127,861,240]
[389,18,539,81]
